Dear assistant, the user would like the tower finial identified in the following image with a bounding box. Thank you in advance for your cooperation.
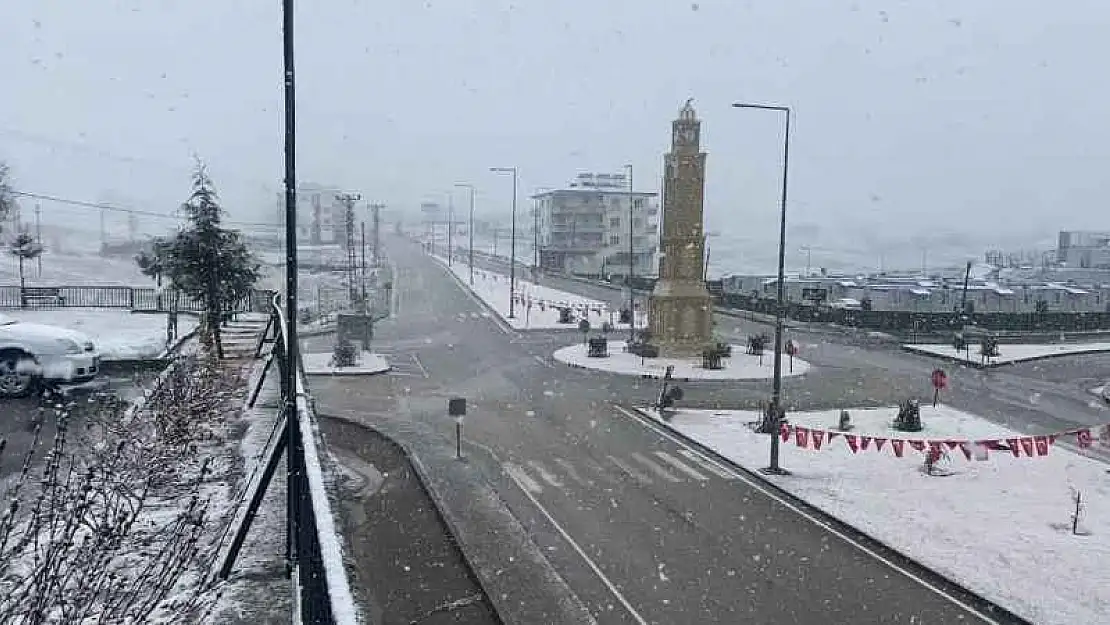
[680,98,696,119]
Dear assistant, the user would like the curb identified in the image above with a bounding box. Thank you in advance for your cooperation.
[900,344,1110,369]
[624,405,1033,625]
[304,366,392,377]
[314,413,598,625]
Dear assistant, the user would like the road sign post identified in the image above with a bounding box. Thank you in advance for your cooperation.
[931,369,947,407]
[449,398,467,459]
[785,339,799,373]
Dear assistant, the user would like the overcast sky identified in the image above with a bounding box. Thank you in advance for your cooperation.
[2,0,1108,271]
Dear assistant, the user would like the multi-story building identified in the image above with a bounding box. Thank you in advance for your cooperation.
[533,172,659,277]
[1057,230,1110,268]
[275,183,352,245]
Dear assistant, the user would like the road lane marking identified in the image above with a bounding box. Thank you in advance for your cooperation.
[676,448,738,480]
[503,463,543,494]
[607,455,653,484]
[554,457,590,486]
[629,452,682,483]
[410,353,430,378]
[505,468,650,625]
[653,450,708,481]
[611,405,1004,625]
[436,258,516,335]
[527,461,564,488]
[533,354,554,368]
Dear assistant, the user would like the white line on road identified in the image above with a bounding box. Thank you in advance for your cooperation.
[610,405,1005,625]
[527,460,564,488]
[505,467,650,625]
[653,450,708,481]
[629,452,682,483]
[676,448,738,480]
[533,354,553,368]
[410,353,429,378]
[503,463,543,494]
[554,457,590,486]
[607,455,653,484]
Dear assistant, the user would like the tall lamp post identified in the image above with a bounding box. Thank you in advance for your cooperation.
[490,166,518,319]
[624,163,635,339]
[454,183,476,285]
[733,101,792,476]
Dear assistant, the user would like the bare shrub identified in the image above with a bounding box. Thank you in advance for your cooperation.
[0,354,248,624]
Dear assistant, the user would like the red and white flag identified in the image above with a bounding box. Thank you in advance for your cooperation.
[1076,429,1093,448]
[860,436,873,451]
[812,430,826,450]
[909,440,926,452]
[795,426,809,449]
[844,434,859,453]
[1006,438,1022,457]
[1019,438,1035,456]
[1034,436,1050,457]
[891,439,905,457]
[873,438,887,452]
[780,423,792,442]
[958,443,972,461]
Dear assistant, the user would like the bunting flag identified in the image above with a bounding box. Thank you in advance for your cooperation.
[812,430,826,450]
[844,434,859,453]
[860,436,873,451]
[892,439,905,457]
[780,423,792,442]
[794,426,809,449]
[1020,438,1035,456]
[972,443,990,461]
[958,443,973,461]
[874,438,887,452]
[1006,438,1022,457]
[909,440,926,452]
[1076,429,1093,448]
[1034,436,1050,457]
[944,441,961,450]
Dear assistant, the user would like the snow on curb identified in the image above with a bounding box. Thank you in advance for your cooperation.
[303,351,390,376]
[553,340,809,380]
[904,342,1110,368]
[640,404,1110,625]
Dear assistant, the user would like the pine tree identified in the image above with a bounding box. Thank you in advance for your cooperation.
[0,162,16,231]
[163,162,260,358]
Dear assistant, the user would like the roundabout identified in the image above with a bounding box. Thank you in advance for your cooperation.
[552,340,810,381]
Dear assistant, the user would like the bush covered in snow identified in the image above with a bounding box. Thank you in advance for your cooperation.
[0,354,250,624]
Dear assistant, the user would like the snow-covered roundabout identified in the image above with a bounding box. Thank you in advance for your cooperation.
[302,351,391,376]
[552,340,810,380]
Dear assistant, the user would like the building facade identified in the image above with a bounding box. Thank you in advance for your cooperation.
[1057,230,1110,269]
[533,172,658,277]
[275,183,349,245]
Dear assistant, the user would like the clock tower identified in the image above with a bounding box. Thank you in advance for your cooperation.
[646,99,714,357]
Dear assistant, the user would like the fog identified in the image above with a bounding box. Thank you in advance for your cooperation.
[2,0,1107,273]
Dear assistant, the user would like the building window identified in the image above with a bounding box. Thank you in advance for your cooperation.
[610,235,620,245]
[610,217,620,228]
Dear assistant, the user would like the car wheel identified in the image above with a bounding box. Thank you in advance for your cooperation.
[0,351,39,399]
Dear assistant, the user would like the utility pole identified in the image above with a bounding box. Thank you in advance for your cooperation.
[454,183,476,285]
[624,163,634,339]
[360,221,367,308]
[447,192,454,266]
[336,192,362,305]
[99,208,106,248]
[34,203,42,277]
[490,167,519,318]
[370,203,383,267]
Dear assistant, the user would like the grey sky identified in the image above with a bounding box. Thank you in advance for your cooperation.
[2,0,1107,272]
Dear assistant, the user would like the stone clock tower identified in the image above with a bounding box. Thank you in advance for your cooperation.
[647,99,713,357]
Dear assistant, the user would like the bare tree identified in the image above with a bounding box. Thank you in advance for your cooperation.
[10,231,43,307]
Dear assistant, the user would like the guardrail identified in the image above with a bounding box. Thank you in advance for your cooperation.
[0,285,275,313]
[216,294,357,624]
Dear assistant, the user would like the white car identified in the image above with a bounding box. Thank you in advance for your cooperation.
[0,315,101,398]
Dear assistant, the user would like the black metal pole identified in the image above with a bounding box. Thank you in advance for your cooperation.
[767,108,791,475]
[468,187,475,285]
[361,221,367,307]
[281,0,302,567]
[627,164,634,340]
[447,192,454,267]
[509,169,517,319]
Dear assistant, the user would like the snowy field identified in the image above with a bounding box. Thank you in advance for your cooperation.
[555,340,809,380]
[2,309,196,360]
[433,256,646,331]
[0,250,153,286]
[905,341,1110,366]
[645,404,1110,625]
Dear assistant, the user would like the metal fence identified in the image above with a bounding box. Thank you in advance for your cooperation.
[0,285,275,313]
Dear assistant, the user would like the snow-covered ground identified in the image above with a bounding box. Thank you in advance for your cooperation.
[433,256,646,331]
[2,309,197,359]
[555,340,809,380]
[905,341,1110,366]
[302,351,390,375]
[0,249,154,286]
[645,404,1110,625]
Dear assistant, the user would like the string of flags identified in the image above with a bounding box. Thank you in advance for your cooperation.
[777,422,1110,460]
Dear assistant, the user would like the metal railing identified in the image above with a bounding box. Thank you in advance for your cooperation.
[0,285,275,313]
[217,293,357,624]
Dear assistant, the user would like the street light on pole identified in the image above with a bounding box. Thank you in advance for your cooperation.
[446,191,455,267]
[733,101,792,476]
[624,163,634,340]
[454,183,476,285]
[490,167,518,319]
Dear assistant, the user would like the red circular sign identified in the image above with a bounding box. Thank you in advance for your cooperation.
[931,369,948,390]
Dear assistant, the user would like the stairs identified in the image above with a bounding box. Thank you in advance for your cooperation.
[219,313,273,360]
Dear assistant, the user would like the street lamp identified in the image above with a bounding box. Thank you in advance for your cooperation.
[733,101,792,476]
[490,166,518,319]
[624,163,635,340]
[446,191,454,267]
[800,246,812,277]
[454,183,476,285]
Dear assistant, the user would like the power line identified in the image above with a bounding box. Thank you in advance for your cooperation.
[10,190,279,229]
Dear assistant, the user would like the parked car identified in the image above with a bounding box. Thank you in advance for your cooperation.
[0,315,101,398]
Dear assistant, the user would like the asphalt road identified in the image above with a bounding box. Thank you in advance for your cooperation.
[300,236,1093,624]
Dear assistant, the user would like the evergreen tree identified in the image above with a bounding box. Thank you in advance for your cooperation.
[163,162,260,358]
[0,162,16,231]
